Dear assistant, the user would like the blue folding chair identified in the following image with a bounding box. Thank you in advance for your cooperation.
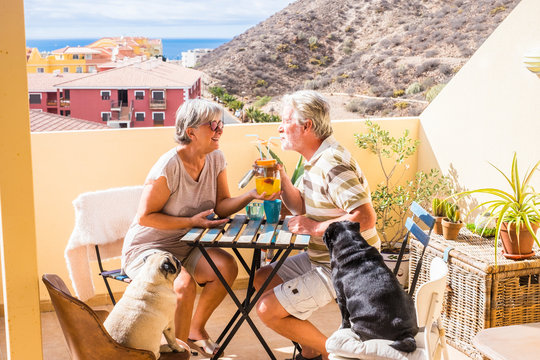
[393,201,435,296]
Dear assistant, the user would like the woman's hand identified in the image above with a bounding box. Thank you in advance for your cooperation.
[191,209,229,228]
[249,188,282,201]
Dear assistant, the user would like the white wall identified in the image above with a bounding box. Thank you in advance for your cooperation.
[419,0,540,208]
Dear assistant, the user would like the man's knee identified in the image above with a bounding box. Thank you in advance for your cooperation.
[256,290,283,326]
[253,265,274,290]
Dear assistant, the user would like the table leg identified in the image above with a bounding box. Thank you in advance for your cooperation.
[197,245,275,360]
[215,246,295,360]
[216,248,258,344]
[196,244,294,360]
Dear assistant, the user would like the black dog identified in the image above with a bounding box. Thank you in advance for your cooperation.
[323,221,418,352]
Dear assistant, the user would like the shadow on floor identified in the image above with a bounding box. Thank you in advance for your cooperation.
[1,288,471,359]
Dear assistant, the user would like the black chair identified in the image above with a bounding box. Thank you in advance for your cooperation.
[393,201,435,295]
[95,245,131,305]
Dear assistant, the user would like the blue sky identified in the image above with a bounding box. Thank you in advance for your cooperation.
[24,0,292,39]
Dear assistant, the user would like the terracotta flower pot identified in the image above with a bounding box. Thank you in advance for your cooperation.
[442,218,464,240]
[433,216,444,235]
[500,222,539,260]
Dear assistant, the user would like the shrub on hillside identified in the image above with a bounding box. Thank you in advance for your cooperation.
[425,83,446,102]
[253,96,272,108]
[345,99,362,113]
[405,82,422,95]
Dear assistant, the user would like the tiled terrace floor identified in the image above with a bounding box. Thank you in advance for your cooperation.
[1,288,471,359]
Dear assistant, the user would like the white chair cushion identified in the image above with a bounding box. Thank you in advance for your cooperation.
[326,328,426,360]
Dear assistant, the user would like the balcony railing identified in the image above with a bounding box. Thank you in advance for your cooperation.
[149,99,166,109]
[46,100,57,106]
[110,100,122,111]
[59,99,70,107]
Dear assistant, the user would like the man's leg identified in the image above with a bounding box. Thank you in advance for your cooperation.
[256,289,328,359]
[254,263,330,360]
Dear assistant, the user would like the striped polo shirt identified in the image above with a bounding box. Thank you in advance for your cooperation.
[298,136,380,267]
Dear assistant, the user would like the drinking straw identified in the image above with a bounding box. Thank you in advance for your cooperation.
[246,134,263,159]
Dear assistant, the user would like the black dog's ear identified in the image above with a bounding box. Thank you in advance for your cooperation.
[323,221,339,248]
[342,220,360,232]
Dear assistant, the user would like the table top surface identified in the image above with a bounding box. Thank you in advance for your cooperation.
[179,214,310,249]
[473,322,540,360]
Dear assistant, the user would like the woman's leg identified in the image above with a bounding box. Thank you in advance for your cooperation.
[189,248,238,340]
[173,266,197,341]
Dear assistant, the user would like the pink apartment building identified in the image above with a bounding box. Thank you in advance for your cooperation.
[28,59,202,128]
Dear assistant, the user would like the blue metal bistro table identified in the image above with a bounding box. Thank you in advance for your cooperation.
[180,214,310,360]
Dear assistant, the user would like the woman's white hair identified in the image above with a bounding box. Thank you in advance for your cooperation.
[174,98,223,144]
[282,90,333,139]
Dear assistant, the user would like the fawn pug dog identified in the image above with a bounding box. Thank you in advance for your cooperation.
[104,251,186,358]
[323,221,418,353]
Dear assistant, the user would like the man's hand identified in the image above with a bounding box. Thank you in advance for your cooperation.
[287,215,322,236]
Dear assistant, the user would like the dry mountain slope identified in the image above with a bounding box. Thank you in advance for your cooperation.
[198,0,519,117]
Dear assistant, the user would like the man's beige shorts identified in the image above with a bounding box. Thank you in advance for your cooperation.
[272,252,336,320]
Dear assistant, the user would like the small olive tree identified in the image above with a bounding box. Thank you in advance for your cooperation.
[355,120,451,250]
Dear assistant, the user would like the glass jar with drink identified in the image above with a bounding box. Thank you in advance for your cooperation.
[253,159,281,195]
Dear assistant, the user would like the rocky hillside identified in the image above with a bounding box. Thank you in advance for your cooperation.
[198,0,519,117]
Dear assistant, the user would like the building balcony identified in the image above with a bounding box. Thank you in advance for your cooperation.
[46,99,57,107]
[149,98,166,109]
[110,100,122,111]
[59,99,70,107]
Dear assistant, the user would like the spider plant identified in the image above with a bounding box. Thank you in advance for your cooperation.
[452,153,540,259]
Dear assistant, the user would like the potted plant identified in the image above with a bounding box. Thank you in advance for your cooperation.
[453,153,540,261]
[355,120,452,285]
[442,202,463,240]
[432,198,448,235]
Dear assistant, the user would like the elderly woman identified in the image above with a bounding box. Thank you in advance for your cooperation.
[122,98,273,356]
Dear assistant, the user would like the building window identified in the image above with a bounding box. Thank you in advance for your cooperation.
[73,54,79,60]
[29,93,42,104]
[88,66,96,73]
[135,112,145,121]
[153,112,165,126]
[63,67,69,73]
[86,54,92,60]
[135,91,145,100]
[152,90,164,101]
[76,67,83,73]
[37,68,44,73]
[101,112,111,122]
[101,91,111,100]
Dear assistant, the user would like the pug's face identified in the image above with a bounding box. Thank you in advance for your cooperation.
[144,252,181,283]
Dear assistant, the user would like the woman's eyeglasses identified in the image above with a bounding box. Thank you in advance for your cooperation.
[202,120,224,132]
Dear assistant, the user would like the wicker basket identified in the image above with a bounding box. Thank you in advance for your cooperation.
[410,229,540,359]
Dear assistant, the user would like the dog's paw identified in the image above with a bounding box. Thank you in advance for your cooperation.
[160,344,173,353]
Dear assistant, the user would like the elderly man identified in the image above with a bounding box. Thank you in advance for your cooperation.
[254,90,380,360]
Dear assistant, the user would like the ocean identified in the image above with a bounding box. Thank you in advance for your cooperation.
[25,38,231,60]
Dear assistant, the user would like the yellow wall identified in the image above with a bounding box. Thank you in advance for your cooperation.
[21,118,419,304]
[419,0,540,212]
[0,0,43,357]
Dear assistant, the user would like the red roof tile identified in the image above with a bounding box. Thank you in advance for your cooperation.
[29,110,109,132]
